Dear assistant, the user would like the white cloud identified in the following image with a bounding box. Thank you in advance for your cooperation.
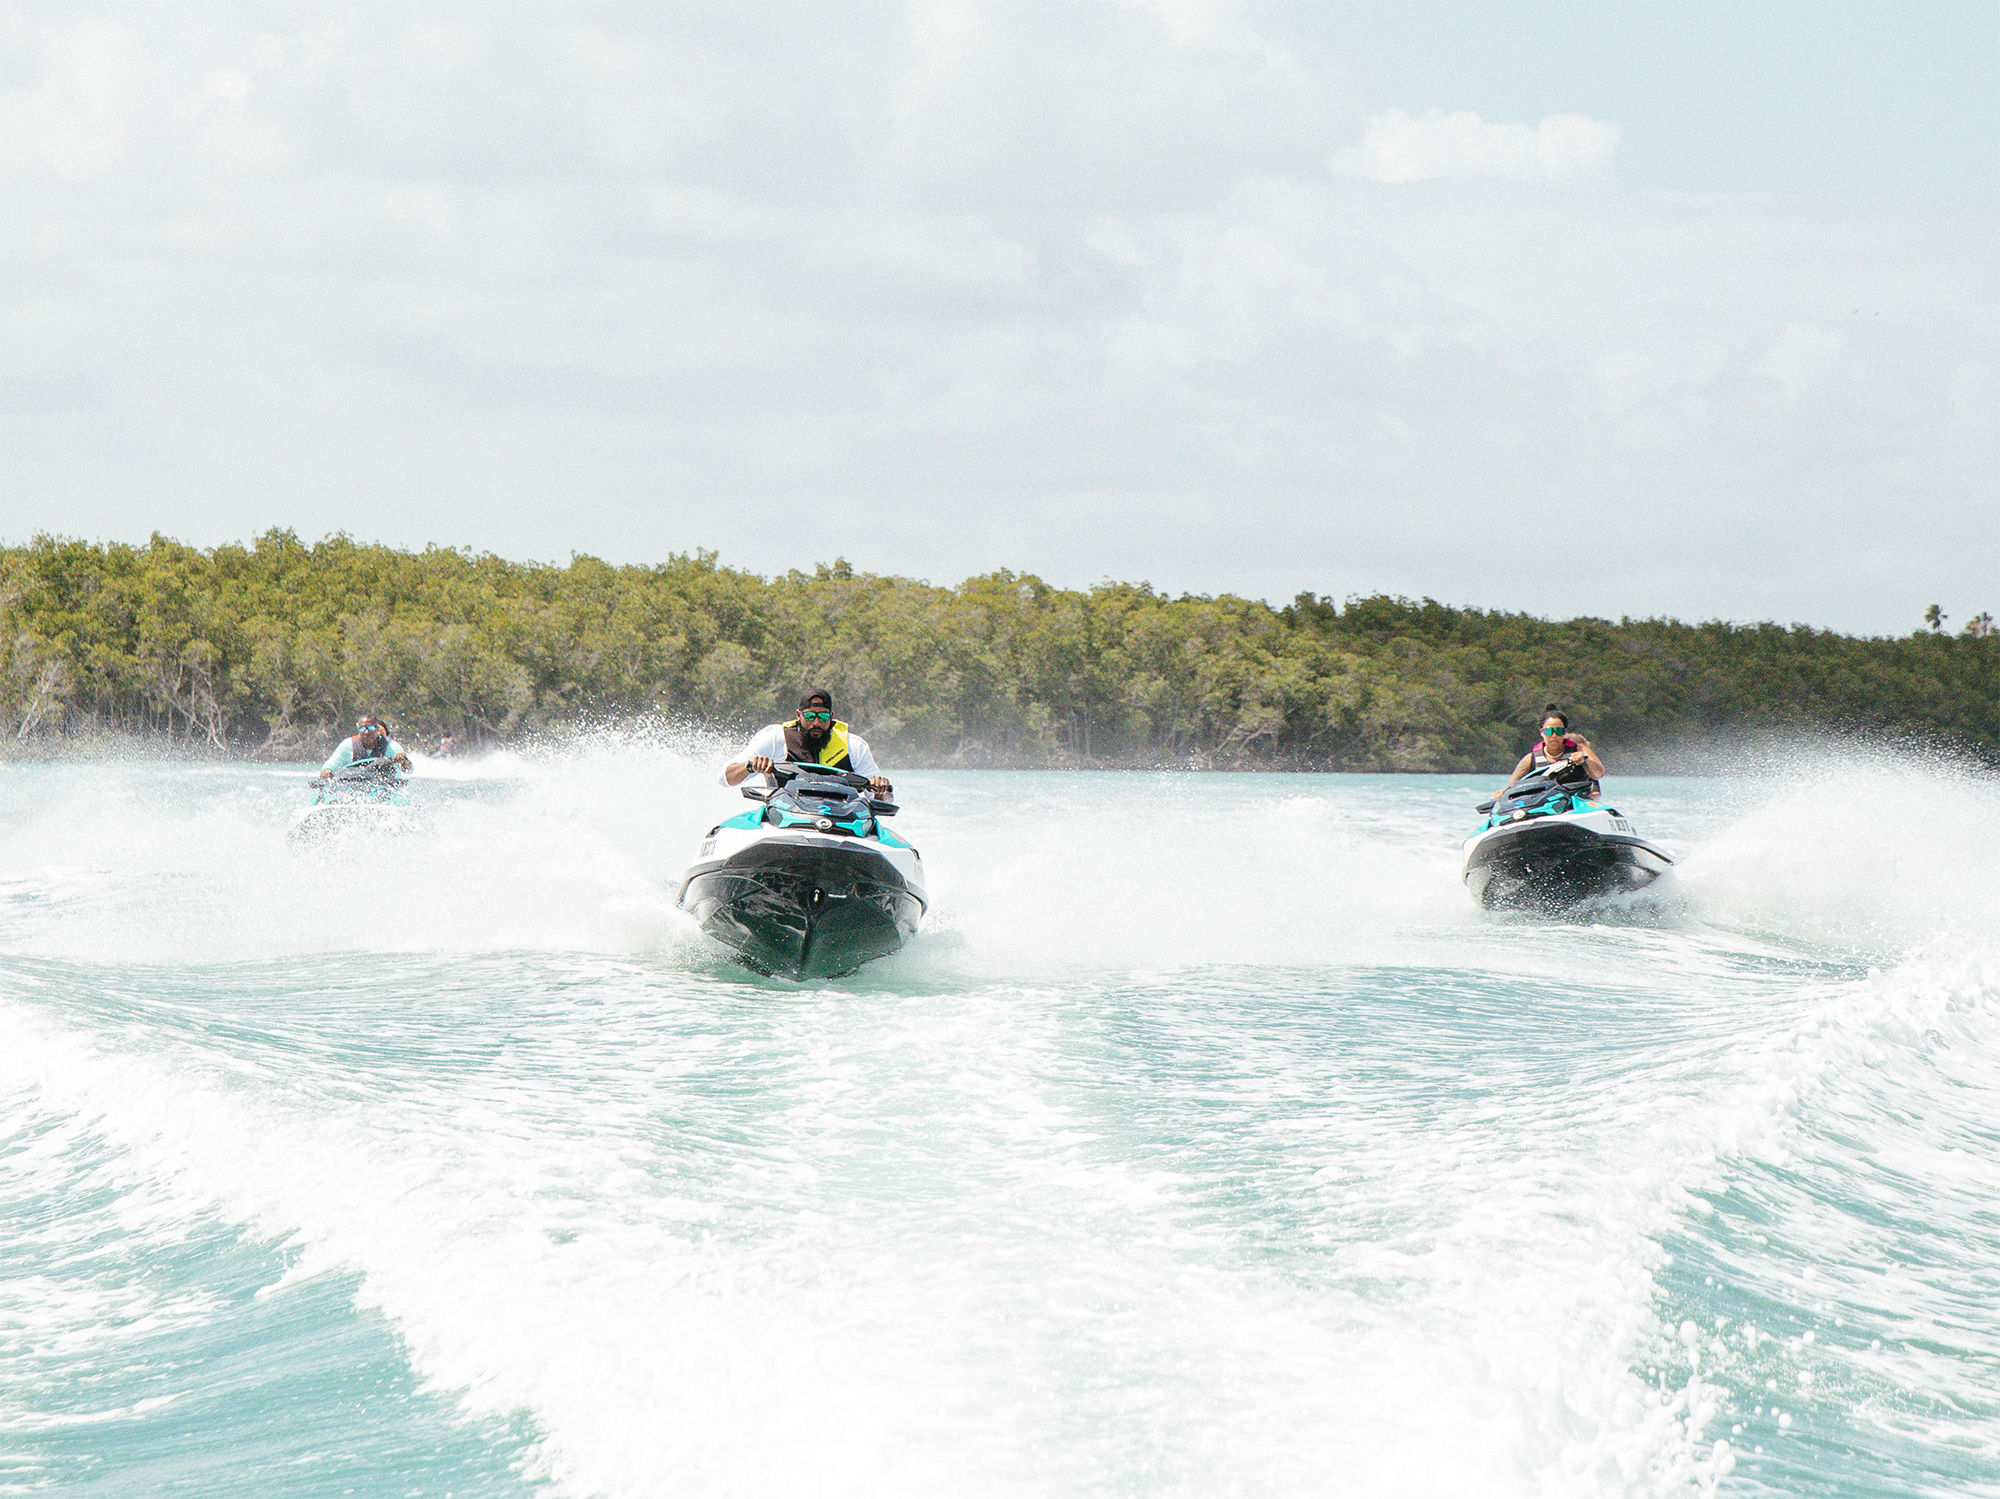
[0,2,1989,632]
[0,21,140,177]
[1332,109,1618,184]
[883,1,1353,210]
[1755,322,1850,407]
[1948,359,1993,432]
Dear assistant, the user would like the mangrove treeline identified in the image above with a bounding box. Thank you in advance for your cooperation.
[1,532,1994,771]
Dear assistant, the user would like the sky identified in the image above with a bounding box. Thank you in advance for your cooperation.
[0,1,1994,634]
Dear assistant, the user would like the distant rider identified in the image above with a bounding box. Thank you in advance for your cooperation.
[318,715,412,780]
[724,690,892,798]
[1494,705,1604,801]
[436,732,456,759]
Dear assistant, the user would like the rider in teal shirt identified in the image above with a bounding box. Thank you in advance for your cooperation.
[318,715,412,778]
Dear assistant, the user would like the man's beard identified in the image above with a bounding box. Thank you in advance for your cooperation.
[801,724,829,750]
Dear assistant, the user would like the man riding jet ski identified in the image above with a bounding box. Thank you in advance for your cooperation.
[687,692,924,979]
[290,714,428,845]
[724,689,892,798]
[318,714,412,781]
[1462,706,1671,911]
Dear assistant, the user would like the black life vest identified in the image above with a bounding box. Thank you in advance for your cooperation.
[350,734,391,765]
[783,718,853,769]
[1531,735,1599,798]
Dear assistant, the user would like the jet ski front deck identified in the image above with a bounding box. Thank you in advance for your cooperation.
[1462,768,1672,912]
[288,764,431,846]
[677,764,926,980]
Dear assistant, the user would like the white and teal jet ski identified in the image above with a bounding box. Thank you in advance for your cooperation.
[677,762,926,980]
[287,762,432,846]
[1462,761,1672,911]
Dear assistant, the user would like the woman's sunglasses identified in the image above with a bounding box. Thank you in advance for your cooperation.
[799,710,832,724]
[1541,725,1565,736]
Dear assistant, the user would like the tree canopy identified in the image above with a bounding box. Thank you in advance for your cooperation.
[2,532,1993,770]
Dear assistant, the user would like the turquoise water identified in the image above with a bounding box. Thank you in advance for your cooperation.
[2,748,1997,1497]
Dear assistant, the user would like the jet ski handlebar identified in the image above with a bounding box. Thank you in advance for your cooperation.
[742,761,900,816]
[770,761,874,787]
[327,761,404,784]
[1475,761,1593,814]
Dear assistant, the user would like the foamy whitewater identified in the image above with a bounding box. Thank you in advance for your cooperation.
[3,744,1997,1497]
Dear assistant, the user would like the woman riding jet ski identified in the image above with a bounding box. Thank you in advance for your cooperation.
[683,691,925,979]
[1462,707,1672,911]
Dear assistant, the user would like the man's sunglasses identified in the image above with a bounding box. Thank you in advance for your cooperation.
[799,710,832,724]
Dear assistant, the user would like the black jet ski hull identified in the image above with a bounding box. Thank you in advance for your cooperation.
[678,837,925,980]
[1463,820,1673,912]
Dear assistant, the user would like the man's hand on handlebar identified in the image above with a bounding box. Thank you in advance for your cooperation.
[869,776,891,797]
[725,756,774,785]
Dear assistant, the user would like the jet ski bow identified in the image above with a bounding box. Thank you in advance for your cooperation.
[1462,762,1672,911]
[288,762,432,846]
[678,762,926,981]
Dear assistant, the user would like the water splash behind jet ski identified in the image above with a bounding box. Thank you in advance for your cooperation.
[1462,761,1673,912]
[677,762,926,980]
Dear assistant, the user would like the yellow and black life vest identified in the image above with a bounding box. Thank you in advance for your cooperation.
[783,718,853,769]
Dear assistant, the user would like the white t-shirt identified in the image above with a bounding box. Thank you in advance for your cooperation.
[728,722,883,784]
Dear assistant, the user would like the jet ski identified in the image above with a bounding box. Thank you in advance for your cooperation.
[288,762,432,846]
[677,762,926,980]
[1462,760,1672,911]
